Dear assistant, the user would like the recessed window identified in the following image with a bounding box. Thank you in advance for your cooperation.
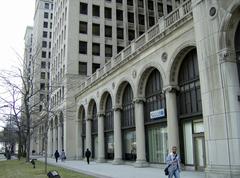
[128,30,135,41]
[92,63,100,74]
[149,16,155,27]
[138,14,145,25]
[167,5,172,14]
[158,3,164,17]
[105,25,112,38]
[45,3,49,9]
[41,61,46,68]
[40,83,45,90]
[41,72,46,79]
[80,3,88,15]
[148,0,154,10]
[43,31,48,38]
[117,46,124,53]
[127,0,133,6]
[93,5,100,17]
[116,10,123,21]
[105,45,112,57]
[92,23,100,36]
[43,22,48,28]
[138,0,144,8]
[79,62,87,75]
[92,43,100,56]
[42,51,47,58]
[117,28,124,39]
[79,21,88,34]
[116,0,122,3]
[128,12,134,23]
[105,7,112,19]
[42,41,47,48]
[44,12,49,19]
[79,41,87,54]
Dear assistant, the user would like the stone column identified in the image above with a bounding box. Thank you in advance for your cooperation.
[97,113,105,162]
[192,1,240,177]
[52,125,57,152]
[47,127,52,157]
[113,106,123,164]
[58,123,62,151]
[134,98,148,167]
[164,86,180,152]
[86,116,92,153]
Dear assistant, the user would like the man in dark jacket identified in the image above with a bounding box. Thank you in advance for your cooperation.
[54,150,60,162]
[85,148,91,164]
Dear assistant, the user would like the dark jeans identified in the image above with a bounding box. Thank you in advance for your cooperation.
[55,157,58,162]
[87,157,90,164]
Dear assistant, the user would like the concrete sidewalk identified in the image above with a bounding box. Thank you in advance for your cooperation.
[38,157,205,178]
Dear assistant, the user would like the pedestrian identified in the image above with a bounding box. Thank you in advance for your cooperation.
[54,150,60,163]
[165,146,181,178]
[60,149,66,162]
[85,148,91,164]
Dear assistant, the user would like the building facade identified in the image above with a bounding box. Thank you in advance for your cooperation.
[49,0,181,159]
[68,0,239,177]
[28,0,54,155]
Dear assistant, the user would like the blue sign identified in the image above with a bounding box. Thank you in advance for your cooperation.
[150,109,165,119]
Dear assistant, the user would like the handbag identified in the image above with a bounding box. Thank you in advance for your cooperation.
[164,165,170,175]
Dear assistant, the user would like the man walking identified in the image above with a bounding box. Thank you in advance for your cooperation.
[85,148,91,164]
[166,146,181,178]
[54,150,60,163]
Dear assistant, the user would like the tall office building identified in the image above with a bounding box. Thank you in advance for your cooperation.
[49,0,181,159]
[28,0,54,155]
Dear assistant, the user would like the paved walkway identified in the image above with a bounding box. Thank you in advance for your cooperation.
[38,157,205,178]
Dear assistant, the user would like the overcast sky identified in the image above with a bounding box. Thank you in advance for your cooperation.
[0,0,35,131]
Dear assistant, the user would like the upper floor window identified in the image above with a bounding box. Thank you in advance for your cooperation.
[93,5,100,17]
[79,41,87,54]
[45,3,49,9]
[43,22,48,28]
[92,23,100,36]
[44,12,49,19]
[79,62,87,75]
[105,7,112,19]
[80,3,88,15]
[79,21,88,34]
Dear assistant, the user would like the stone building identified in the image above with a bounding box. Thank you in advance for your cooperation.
[48,0,181,159]
[65,0,239,177]
[27,0,54,155]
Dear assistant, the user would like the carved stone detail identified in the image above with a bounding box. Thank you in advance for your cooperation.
[161,52,168,62]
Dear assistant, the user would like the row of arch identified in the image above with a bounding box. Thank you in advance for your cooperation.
[78,48,204,165]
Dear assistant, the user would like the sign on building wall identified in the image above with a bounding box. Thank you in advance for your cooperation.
[150,109,165,119]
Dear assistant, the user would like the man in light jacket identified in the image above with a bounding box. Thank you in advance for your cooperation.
[166,146,181,178]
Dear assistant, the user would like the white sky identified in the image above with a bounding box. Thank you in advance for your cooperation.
[0,0,35,131]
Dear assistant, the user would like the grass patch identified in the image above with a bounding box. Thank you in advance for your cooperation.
[0,159,94,178]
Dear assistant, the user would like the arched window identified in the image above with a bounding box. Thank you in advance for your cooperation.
[104,94,113,131]
[91,102,98,159]
[104,94,114,160]
[122,84,135,128]
[81,109,86,137]
[121,83,136,161]
[178,49,202,117]
[92,103,98,134]
[144,69,165,123]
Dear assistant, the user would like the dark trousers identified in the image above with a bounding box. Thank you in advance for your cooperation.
[87,157,90,164]
[55,157,58,162]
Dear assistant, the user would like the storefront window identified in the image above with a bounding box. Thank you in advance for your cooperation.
[148,126,168,163]
[183,122,194,165]
[123,131,136,161]
[105,133,114,159]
